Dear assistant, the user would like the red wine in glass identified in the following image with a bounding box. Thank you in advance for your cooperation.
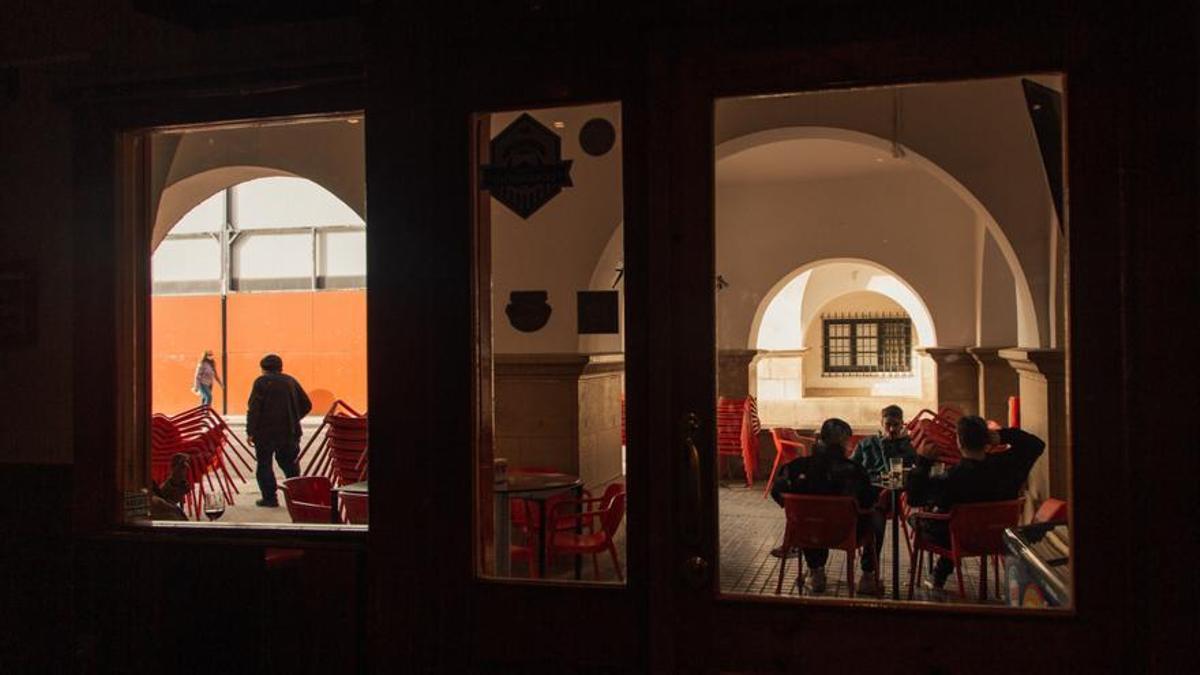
[204,494,226,521]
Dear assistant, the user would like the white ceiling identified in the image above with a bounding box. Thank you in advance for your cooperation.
[716,138,916,185]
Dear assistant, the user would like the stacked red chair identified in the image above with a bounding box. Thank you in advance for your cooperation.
[151,406,255,519]
[300,400,368,487]
[906,405,965,465]
[716,396,761,487]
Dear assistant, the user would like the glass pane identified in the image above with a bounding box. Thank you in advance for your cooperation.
[717,76,1069,611]
[146,114,368,528]
[475,103,626,584]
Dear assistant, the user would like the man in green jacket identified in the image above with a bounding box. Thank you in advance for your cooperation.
[849,405,916,593]
[850,405,917,478]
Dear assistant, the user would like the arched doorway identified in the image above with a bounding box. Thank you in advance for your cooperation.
[748,259,938,429]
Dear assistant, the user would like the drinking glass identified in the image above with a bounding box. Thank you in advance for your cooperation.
[889,457,904,479]
[203,493,226,521]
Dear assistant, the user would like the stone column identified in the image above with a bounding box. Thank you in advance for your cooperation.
[999,348,1068,503]
[494,353,625,487]
[967,346,1021,424]
[717,349,761,399]
[918,347,979,416]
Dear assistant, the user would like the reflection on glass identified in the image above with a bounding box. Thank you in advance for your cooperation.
[715,76,1069,610]
[475,103,627,584]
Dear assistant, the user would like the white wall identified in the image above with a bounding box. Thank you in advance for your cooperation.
[715,76,1060,347]
[151,118,365,249]
[978,220,1020,345]
[716,170,978,350]
[489,102,623,354]
[152,177,367,289]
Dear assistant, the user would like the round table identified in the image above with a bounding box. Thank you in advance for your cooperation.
[494,472,584,578]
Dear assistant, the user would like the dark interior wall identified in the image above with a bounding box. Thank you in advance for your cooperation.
[0,1,1196,673]
[1,3,365,672]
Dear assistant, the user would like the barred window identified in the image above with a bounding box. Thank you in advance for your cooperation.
[822,316,911,374]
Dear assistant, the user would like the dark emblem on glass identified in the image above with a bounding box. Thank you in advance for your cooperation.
[579,118,616,157]
[480,113,574,219]
[577,290,620,334]
[506,290,552,332]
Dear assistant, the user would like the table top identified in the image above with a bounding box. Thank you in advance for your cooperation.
[870,473,907,490]
[334,481,369,495]
[495,472,583,495]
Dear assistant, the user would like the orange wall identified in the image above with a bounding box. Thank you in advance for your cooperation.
[151,290,367,416]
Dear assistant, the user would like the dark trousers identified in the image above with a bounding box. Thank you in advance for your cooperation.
[802,514,880,572]
[256,440,300,502]
[913,517,956,582]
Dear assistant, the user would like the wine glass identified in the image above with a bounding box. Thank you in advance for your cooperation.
[203,493,226,522]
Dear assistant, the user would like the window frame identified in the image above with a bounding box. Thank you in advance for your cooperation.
[821,316,912,374]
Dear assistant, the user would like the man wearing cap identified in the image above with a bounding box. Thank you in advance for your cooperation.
[246,353,313,507]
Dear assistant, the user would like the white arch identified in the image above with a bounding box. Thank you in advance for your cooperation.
[153,165,296,251]
[718,126,1039,347]
[750,258,937,350]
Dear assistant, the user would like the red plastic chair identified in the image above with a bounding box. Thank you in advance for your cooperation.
[764,428,815,498]
[1033,497,1068,524]
[775,494,878,597]
[340,492,369,524]
[549,483,626,581]
[844,434,867,459]
[717,397,759,487]
[908,498,1023,600]
[280,476,333,524]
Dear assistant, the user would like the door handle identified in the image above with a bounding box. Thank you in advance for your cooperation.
[680,412,702,548]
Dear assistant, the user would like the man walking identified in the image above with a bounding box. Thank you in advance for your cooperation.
[246,353,312,507]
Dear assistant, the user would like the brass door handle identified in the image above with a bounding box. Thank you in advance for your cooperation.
[680,412,702,547]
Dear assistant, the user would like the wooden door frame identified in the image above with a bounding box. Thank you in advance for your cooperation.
[364,8,652,672]
[367,4,1194,672]
[70,64,367,535]
[648,4,1195,673]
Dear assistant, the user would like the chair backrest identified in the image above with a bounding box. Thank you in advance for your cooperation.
[844,434,867,458]
[1032,497,1068,524]
[281,476,332,506]
[599,483,626,537]
[770,427,813,459]
[949,499,1024,556]
[340,492,369,524]
[781,494,861,551]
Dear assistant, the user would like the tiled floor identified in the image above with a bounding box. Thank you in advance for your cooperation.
[182,430,1005,605]
[718,483,1006,606]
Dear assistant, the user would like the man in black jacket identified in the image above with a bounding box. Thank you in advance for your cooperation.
[246,353,313,507]
[906,415,1045,590]
[771,418,880,594]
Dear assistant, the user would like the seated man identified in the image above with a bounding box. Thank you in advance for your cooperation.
[850,405,917,478]
[906,415,1046,592]
[850,404,917,584]
[771,418,880,594]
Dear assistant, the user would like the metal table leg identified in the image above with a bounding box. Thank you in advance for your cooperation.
[574,484,583,580]
[538,496,548,578]
[891,488,901,600]
[495,492,511,577]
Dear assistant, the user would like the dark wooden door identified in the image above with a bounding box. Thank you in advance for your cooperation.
[364,7,651,673]
[643,5,1188,673]
[364,4,1196,673]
